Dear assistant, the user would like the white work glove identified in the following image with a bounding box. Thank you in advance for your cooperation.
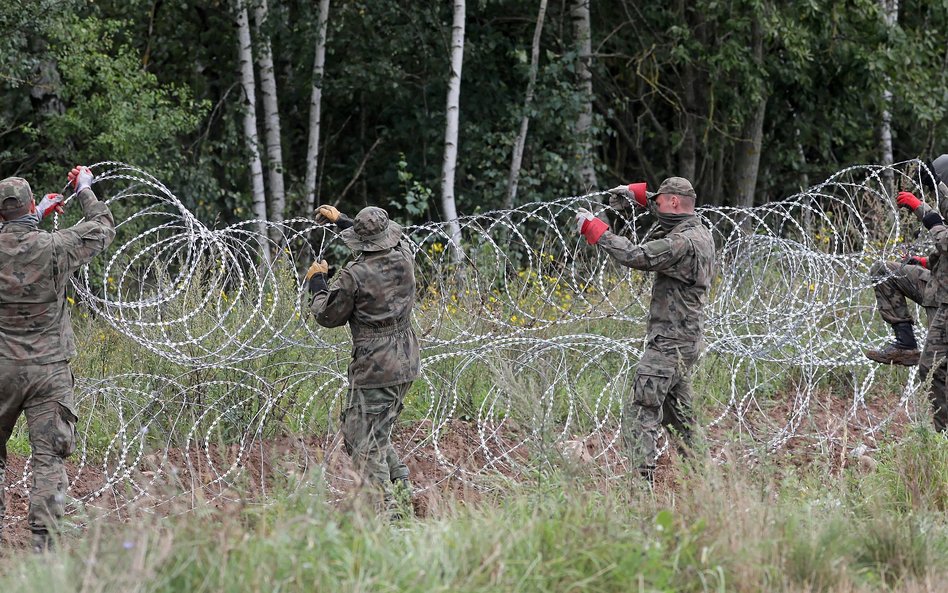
[67,166,94,193]
[607,185,633,210]
[575,207,609,245]
[575,207,596,234]
[36,193,65,219]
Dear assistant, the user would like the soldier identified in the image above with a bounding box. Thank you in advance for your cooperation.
[863,257,932,366]
[579,177,715,481]
[894,181,948,431]
[0,166,115,551]
[865,155,948,366]
[305,205,419,517]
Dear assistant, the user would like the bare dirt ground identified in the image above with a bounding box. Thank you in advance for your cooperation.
[0,389,916,551]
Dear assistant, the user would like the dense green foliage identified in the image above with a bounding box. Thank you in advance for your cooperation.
[3,0,948,225]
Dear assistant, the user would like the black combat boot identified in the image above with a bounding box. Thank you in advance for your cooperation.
[31,530,52,554]
[865,322,921,366]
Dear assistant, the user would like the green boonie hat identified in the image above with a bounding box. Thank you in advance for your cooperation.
[340,206,402,252]
[0,177,32,212]
[655,176,697,201]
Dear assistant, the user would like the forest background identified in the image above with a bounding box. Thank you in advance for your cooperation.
[1,0,941,230]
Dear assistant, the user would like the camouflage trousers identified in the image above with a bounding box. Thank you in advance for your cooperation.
[870,260,934,327]
[341,382,411,505]
[621,339,698,469]
[921,307,948,431]
[0,360,77,537]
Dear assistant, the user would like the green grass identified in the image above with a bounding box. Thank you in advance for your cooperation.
[5,442,948,592]
[4,264,945,591]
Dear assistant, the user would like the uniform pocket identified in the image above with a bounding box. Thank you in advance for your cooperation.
[53,402,78,457]
[633,370,674,408]
[345,387,398,416]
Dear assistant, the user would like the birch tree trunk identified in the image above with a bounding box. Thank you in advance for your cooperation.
[504,0,548,210]
[252,0,286,235]
[236,1,270,262]
[879,0,899,196]
[571,0,597,190]
[440,0,466,261]
[304,0,331,214]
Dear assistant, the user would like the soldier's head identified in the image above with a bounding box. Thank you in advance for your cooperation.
[652,177,697,214]
[340,206,403,252]
[920,155,948,218]
[0,177,35,220]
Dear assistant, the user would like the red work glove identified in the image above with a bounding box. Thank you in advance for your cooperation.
[896,191,922,211]
[607,182,649,209]
[904,255,928,269]
[628,182,648,208]
[36,193,65,219]
[575,207,609,245]
[67,166,94,192]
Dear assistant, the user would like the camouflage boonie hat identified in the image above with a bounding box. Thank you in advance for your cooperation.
[655,176,697,201]
[0,177,33,213]
[341,206,402,252]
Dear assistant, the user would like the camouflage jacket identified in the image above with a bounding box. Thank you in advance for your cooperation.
[310,240,421,389]
[915,201,948,305]
[0,188,116,363]
[597,216,715,346]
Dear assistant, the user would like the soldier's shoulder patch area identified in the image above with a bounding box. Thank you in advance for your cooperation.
[643,238,672,258]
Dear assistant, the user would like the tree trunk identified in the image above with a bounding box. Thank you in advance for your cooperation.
[675,0,697,182]
[678,62,697,182]
[571,0,597,190]
[504,0,548,210]
[879,0,899,196]
[304,0,331,214]
[236,1,270,261]
[733,99,767,208]
[252,0,286,234]
[732,17,767,210]
[440,0,466,261]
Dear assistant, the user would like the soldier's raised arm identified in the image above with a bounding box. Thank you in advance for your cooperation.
[55,165,116,273]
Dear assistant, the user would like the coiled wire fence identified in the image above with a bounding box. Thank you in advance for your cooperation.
[2,160,940,525]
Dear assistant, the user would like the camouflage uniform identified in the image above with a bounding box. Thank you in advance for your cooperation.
[870,259,933,327]
[594,180,715,471]
[309,207,419,508]
[0,178,115,543]
[909,202,948,430]
[863,177,948,365]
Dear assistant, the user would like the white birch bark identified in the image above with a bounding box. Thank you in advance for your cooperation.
[879,0,899,196]
[571,0,597,189]
[440,0,466,261]
[504,0,548,210]
[252,0,286,233]
[304,0,331,213]
[237,1,270,261]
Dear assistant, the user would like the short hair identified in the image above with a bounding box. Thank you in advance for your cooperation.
[0,197,29,220]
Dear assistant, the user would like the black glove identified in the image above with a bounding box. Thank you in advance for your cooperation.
[923,210,945,230]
